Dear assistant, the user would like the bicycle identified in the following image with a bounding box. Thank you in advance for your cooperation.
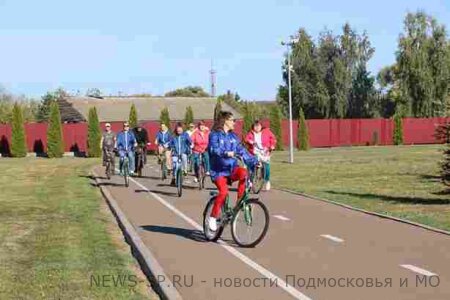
[120,152,130,187]
[251,147,271,194]
[158,148,169,180]
[173,154,184,197]
[202,157,270,248]
[135,145,145,177]
[104,149,115,180]
[196,152,207,190]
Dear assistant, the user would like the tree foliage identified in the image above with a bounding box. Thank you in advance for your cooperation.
[278,24,377,120]
[396,11,450,117]
[165,86,210,97]
[393,112,403,145]
[11,103,27,157]
[87,107,101,157]
[214,99,223,122]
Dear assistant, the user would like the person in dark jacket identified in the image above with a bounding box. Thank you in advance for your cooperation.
[132,125,149,165]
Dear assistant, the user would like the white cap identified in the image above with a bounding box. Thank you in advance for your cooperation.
[105,123,111,127]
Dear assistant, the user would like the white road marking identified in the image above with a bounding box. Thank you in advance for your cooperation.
[400,264,437,277]
[273,215,290,221]
[320,234,344,243]
[128,176,312,300]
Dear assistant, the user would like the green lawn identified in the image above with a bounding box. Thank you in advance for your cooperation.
[0,158,156,300]
[271,145,450,232]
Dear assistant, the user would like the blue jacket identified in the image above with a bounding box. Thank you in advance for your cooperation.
[169,133,192,156]
[117,131,137,152]
[156,130,172,147]
[208,130,257,180]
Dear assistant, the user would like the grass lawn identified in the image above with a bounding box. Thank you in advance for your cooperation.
[271,145,450,232]
[0,157,157,299]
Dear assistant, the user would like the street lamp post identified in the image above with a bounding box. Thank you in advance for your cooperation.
[282,39,296,164]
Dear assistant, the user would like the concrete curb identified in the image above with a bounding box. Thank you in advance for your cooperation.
[92,169,183,300]
[276,188,450,237]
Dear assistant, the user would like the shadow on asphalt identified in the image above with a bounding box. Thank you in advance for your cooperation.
[140,225,207,243]
[135,189,177,197]
[326,190,450,205]
[93,182,124,187]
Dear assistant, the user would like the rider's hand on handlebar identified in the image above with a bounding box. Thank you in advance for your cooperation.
[227,151,235,158]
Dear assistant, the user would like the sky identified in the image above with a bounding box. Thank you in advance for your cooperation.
[0,0,449,100]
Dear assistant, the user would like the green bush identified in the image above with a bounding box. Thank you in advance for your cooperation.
[159,107,171,128]
[184,106,194,126]
[214,99,222,122]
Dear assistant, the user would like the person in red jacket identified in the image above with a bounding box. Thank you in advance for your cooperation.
[245,120,276,191]
[191,120,210,183]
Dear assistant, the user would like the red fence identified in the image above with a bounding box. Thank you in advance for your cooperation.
[0,118,448,155]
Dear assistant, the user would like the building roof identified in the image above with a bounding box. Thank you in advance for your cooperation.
[63,96,241,122]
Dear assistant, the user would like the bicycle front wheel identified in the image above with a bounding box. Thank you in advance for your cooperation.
[231,199,269,247]
[176,169,183,197]
[202,197,225,242]
[123,159,130,187]
[252,165,264,194]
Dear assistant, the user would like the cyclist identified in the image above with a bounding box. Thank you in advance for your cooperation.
[207,111,257,231]
[101,123,116,174]
[116,122,137,176]
[245,120,277,191]
[132,124,149,165]
[191,120,211,183]
[168,123,192,186]
[154,123,173,174]
[186,123,196,172]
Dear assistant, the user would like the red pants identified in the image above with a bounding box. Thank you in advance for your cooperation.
[211,167,247,218]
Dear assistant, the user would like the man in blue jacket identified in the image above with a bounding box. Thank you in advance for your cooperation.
[169,123,192,185]
[207,111,257,231]
[116,122,137,176]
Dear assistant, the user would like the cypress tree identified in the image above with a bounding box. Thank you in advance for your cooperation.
[184,106,194,126]
[159,107,171,128]
[87,107,101,157]
[270,105,284,151]
[297,107,310,151]
[11,103,27,157]
[243,103,255,134]
[47,101,64,158]
[214,99,222,121]
[129,103,138,128]
[393,112,403,145]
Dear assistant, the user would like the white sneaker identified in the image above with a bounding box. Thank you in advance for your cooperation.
[265,181,271,191]
[194,177,198,183]
[208,216,217,232]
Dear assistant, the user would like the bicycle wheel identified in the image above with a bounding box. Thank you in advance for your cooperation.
[202,197,225,242]
[252,165,264,194]
[231,199,269,247]
[105,161,111,180]
[198,164,205,190]
[176,168,183,197]
[123,159,129,187]
[161,158,167,180]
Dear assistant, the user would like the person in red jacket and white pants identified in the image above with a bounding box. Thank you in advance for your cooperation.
[245,120,277,191]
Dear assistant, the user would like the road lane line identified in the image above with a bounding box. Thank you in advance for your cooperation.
[129,176,312,300]
[273,215,291,221]
[400,264,437,276]
[320,234,344,243]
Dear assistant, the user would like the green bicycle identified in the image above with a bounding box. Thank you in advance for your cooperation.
[158,150,168,181]
[120,155,130,187]
[202,158,270,247]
